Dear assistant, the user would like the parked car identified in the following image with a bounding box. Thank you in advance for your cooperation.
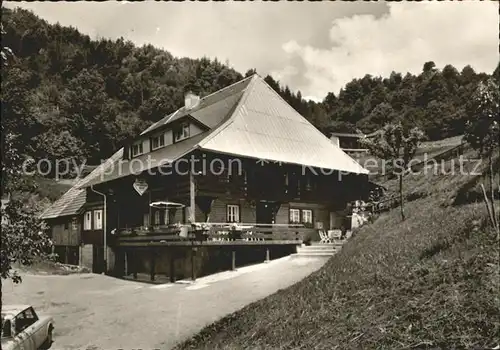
[1,305,54,350]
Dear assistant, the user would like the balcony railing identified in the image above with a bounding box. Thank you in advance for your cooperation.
[117,223,313,243]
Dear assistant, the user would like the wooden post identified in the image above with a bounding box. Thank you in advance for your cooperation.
[231,250,236,271]
[150,248,156,282]
[265,248,270,262]
[190,171,196,223]
[191,248,196,281]
[148,190,152,227]
[124,250,128,276]
[132,249,137,279]
[169,252,176,283]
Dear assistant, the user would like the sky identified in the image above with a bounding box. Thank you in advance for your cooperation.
[6,1,499,101]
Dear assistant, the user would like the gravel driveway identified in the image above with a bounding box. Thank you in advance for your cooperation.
[2,256,328,349]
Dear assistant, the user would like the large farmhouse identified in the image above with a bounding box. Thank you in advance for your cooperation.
[41,74,370,278]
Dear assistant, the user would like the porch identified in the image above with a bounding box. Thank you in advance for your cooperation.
[115,222,313,245]
[112,223,314,283]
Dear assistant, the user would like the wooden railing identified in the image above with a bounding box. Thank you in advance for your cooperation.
[117,223,312,242]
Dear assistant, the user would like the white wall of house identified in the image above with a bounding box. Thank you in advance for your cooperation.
[190,122,204,138]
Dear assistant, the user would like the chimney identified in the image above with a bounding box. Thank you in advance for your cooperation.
[184,91,200,110]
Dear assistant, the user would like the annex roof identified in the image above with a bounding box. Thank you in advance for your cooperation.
[40,149,124,220]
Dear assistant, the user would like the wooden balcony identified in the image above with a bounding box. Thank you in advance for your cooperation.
[115,223,314,247]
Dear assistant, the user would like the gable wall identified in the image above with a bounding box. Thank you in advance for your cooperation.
[50,216,81,246]
[189,122,204,138]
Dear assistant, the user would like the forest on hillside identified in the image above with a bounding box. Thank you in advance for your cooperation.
[2,7,499,174]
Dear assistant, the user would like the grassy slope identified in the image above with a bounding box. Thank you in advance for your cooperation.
[175,149,499,349]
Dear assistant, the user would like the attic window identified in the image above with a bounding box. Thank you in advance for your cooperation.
[151,133,165,151]
[131,141,144,157]
[173,123,190,142]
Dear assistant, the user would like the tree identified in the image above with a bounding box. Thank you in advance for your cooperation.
[359,102,396,131]
[464,78,499,232]
[245,68,257,77]
[1,199,52,284]
[1,23,53,285]
[493,61,500,84]
[423,61,437,74]
[359,122,425,221]
[1,24,14,66]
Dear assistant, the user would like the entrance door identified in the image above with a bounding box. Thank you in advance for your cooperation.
[256,201,274,225]
[256,201,276,239]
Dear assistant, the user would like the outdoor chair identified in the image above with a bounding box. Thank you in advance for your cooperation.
[328,229,342,240]
[318,230,332,244]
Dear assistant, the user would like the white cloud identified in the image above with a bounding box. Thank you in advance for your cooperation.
[273,2,499,100]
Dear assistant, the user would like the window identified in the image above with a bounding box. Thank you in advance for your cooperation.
[64,222,69,230]
[173,123,190,142]
[151,133,165,151]
[23,308,38,324]
[14,308,37,334]
[226,205,240,223]
[302,209,313,224]
[289,208,312,225]
[14,313,25,334]
[289,209,300,224]
[131,142,144,157]
[93,210,103,230]
[84,211,92,230]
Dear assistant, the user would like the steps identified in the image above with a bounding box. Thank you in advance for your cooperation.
[291,241,345,258]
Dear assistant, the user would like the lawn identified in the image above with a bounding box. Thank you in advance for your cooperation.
[174,148,499,349]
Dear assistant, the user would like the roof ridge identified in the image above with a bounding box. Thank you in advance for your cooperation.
[197,74,255,103]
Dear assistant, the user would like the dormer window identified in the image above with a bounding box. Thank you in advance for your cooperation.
[131,141,144,157]
[151,133,165,151]
[173,122,190,143]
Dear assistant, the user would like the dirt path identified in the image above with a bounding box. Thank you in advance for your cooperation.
[2,256,328,350]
